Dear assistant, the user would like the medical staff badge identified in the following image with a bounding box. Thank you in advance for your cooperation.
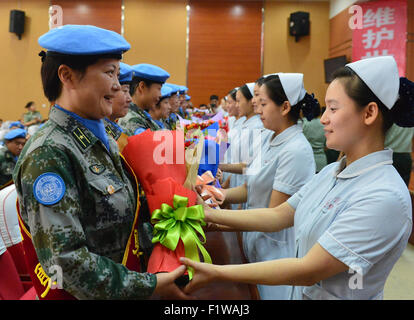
[33,173,66,205]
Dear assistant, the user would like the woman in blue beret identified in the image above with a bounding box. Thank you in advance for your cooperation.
[13,25,189,300]
[182,56,414,300]
[104,62,133,144]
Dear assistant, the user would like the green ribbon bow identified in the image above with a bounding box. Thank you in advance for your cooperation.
[151,194,212,279]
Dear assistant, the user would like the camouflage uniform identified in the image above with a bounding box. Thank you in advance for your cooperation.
[104,117,154,269]
[117,103,161,136]
[164,112,178,131]
[13,106,157,299]
[0,147,16,188]
[103,118,123,141]
[23,111,42,124]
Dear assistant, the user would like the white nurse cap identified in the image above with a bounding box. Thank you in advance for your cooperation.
[278,73,307,106]
[246,82,255,97]
[346,56,399,110]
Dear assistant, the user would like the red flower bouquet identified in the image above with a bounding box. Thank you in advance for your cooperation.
[122,129,211,282]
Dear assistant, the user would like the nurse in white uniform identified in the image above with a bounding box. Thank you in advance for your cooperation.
[224,74,318,300]
[220,83,263,209]
[221,87,243,189]
[181,56,413,300]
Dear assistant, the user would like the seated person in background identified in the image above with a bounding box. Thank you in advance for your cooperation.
[0,128,26,189]
[301,105,328,173]
[208,94,219,112]
[22,102,42,127]
[384,123,414,186]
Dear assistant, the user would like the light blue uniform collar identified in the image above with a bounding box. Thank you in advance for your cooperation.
[269,123,302,147]
[335,148,393,179]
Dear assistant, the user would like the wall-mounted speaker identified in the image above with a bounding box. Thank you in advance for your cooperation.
[289,11,309,42]
[9,10,25,40]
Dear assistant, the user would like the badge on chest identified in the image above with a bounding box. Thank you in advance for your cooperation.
[89,164,106,175]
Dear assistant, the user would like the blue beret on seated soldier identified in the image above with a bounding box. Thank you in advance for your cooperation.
[0,129,26,188]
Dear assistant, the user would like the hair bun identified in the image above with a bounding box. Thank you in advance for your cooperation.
[392,77,414,127]
[38,50,47,63]
[301,93,320,121]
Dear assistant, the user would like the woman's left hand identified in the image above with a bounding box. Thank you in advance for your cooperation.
[179,257,220,294]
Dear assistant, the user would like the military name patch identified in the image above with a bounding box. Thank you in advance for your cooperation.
[33,173,66,206]
[89,164,106,175]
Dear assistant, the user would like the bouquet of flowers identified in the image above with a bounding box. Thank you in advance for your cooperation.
[122,129,211,282]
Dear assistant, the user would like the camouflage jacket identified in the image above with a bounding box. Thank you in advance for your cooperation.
[0,147,16,188]
[117,103,161,136]
[164,113,178,131]
[13,106,157,299]
[103,118,123,141]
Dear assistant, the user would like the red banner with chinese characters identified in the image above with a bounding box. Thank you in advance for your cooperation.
[352,0,407,76]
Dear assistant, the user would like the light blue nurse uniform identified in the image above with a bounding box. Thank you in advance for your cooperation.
[234,114,264,209]
[244,123,316,299]
[222,116,245,192]
[287,149,412,299]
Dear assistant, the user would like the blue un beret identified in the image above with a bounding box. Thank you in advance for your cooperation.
[160,84,173,100]
[164,83,181,95]
[119,62,134,84]
[131,63,170,83]
[9,121,24,129]
[185,95,191,101]
[38,25,131,56]
[179,85,188,94]
[4,128,26,141]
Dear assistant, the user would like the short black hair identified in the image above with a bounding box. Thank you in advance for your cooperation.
[130,77,163,96]
[263,75,318,123]
[255,76,266,87]
[25,101,34,109]
[210,95,219,101]
[41,52,121,102]
[239,85,253,101]
[228,88,237,101]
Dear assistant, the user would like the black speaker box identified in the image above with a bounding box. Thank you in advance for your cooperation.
[9,10,25,39]
[289,11,309,41]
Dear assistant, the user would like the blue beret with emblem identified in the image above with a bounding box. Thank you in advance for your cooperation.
[160,84,173,100]
[38,24,130,56]
[164,83,181,95]
[185,95,191,101]
[132,63,170,83]
[119,62,134,84]
[4,128,26,141]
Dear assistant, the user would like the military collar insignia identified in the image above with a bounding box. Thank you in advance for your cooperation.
[49,107,98,152]
[105,124,116,138]
[89,164,106,175]
[71,127,93,150]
